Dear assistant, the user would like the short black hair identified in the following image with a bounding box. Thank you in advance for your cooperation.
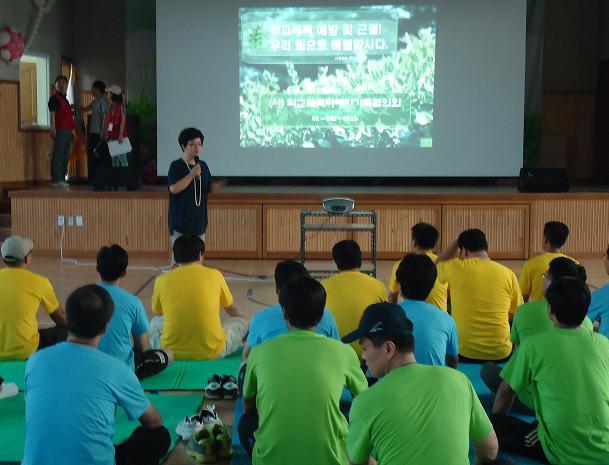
[396,253,437,301]
[55,75,68,84]
[547,257,586,283]
[178,127,205,151]
[97,244,128,282]
[274,260,309,289]
[543,221,569,248]
[173,235,205,264]
[279,276,326,329]
[66,285,114,339]
[92,80,106,94]
[332,240,362,271]
[111,93,123,103]
[458,229,488,253]
[546,277,590,326]
[367,321,415,354]
[411,223,439,250]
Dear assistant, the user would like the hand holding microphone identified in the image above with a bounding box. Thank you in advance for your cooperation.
[191,156,202,178]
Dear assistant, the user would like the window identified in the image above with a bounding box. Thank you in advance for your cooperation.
[19,53,50,128]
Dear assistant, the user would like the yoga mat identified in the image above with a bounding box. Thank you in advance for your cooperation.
[0,393,202,462]
[141,349,243,391]
[0,360,26,391]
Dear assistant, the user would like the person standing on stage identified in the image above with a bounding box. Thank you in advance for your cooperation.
[101,85,129,168]
[78,80,109,183]
[168,128,225,245]
[48,75,75,188]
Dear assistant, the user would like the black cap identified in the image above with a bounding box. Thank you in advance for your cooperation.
[342,302,413,343]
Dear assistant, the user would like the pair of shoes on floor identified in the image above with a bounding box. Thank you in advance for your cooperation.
[175,404,223,441]
[205,374,237,400]
[51,182,69,188]
[186,423,233,463]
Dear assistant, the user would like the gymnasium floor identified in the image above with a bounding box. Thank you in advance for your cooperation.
[26,256,608,464]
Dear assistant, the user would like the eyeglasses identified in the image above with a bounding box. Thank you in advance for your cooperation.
[187,142,203,147]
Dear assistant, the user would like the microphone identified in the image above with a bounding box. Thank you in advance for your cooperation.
[194,156,200,164]
[193,156,201,178]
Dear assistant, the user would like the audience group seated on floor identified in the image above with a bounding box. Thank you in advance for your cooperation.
[0,221,608,465]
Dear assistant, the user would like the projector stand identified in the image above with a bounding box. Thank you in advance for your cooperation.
[300,210,377,278]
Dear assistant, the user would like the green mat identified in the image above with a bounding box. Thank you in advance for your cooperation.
[0,361,26,390]
[0,392,202,462]
[141,349,242,391]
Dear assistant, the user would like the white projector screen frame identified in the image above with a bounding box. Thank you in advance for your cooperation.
[156,0,526,177]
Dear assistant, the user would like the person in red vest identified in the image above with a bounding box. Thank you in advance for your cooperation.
[48,75,75,188]
[101,85,129,167]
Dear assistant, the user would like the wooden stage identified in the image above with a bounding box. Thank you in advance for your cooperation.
[9,185,609,260]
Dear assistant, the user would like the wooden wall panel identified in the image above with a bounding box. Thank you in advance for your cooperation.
[0,81,52,182]
[206,205,262,258]
[441,205,529,259]
[263,205,350,259]
[529,199,609,258]
[354,205,441,259]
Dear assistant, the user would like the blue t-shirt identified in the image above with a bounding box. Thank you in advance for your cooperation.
[168,158,212,235]
[589,283,609,339]
[24,342,150,465]
[247,304,340,349]
[97,282,150,370]
[400,299,459,366]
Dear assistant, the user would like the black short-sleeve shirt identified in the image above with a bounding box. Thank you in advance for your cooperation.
[167,158,212,235]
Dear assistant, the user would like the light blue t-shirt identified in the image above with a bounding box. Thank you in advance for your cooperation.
[589,283,609,339]
[400,299,459,366]
[24,342,150,465]
[97,282,150,369]
[247,304,340,349]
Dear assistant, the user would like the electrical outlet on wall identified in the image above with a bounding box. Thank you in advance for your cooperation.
[67,216,74,226]
[57,215,64,226]
[76,216,84,226]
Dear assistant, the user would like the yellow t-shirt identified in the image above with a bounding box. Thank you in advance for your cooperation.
[519,252,573,302]
[152,263,233,360]
[322,270,387,354]
[389,252,448,311]
[0,268,60,360]
[437,258,523,360]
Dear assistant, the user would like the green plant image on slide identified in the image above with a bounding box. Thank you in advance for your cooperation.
[239,5,436,149]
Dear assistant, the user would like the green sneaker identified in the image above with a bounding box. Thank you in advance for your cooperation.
[213,423,233,459]
[186,425,216,463]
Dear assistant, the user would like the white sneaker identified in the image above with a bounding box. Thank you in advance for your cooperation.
[0,381,18,400]
[175,415,204,441]
[199,404,223,426]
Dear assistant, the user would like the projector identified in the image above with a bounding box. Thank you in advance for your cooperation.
[322,197,355,214]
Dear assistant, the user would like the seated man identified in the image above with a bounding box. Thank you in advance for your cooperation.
[481,257,593,411]
[244,260,339,359]
[96,244,173,378]
[0,235,67,360]
[344,303,514,465]
[491,278,609,464]
[437,229,523,362]
[322,240,387,354]
[152,235,247,360]
[396,254,458,368]
[587,244,609,338]
[23,285,170,465]
[239,276,368,465]
[388,222,448,311]
[519,221,573,302]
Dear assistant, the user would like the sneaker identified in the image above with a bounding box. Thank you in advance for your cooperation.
[221,375,238,400]
[199,404,223,426]
[0,379,18,400]
[51,182,67,189]
[212,423,233,459]
[175,414,203,441]
[186,425,216,463]
[205,375,222,399]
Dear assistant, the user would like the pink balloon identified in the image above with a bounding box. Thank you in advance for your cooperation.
[0,27,25,64]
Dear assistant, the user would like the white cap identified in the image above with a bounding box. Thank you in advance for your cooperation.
[107,84,122,95]
[1,235,33,262]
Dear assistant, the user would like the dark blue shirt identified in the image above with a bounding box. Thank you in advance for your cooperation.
[168,158,212,235]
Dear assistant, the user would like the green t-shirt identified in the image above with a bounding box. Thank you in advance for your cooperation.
[347,364,493,465]
[244,329,368,465]
[501,328,609,465]
[510,300,595,408]
[511,298,593,346]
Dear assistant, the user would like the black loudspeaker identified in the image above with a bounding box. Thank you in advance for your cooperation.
[94,166,141,191]
[517,168,569,193]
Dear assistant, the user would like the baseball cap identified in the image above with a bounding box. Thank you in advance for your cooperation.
[107,84,122,95]
[342,302,413,343]
[1,235,33,262]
